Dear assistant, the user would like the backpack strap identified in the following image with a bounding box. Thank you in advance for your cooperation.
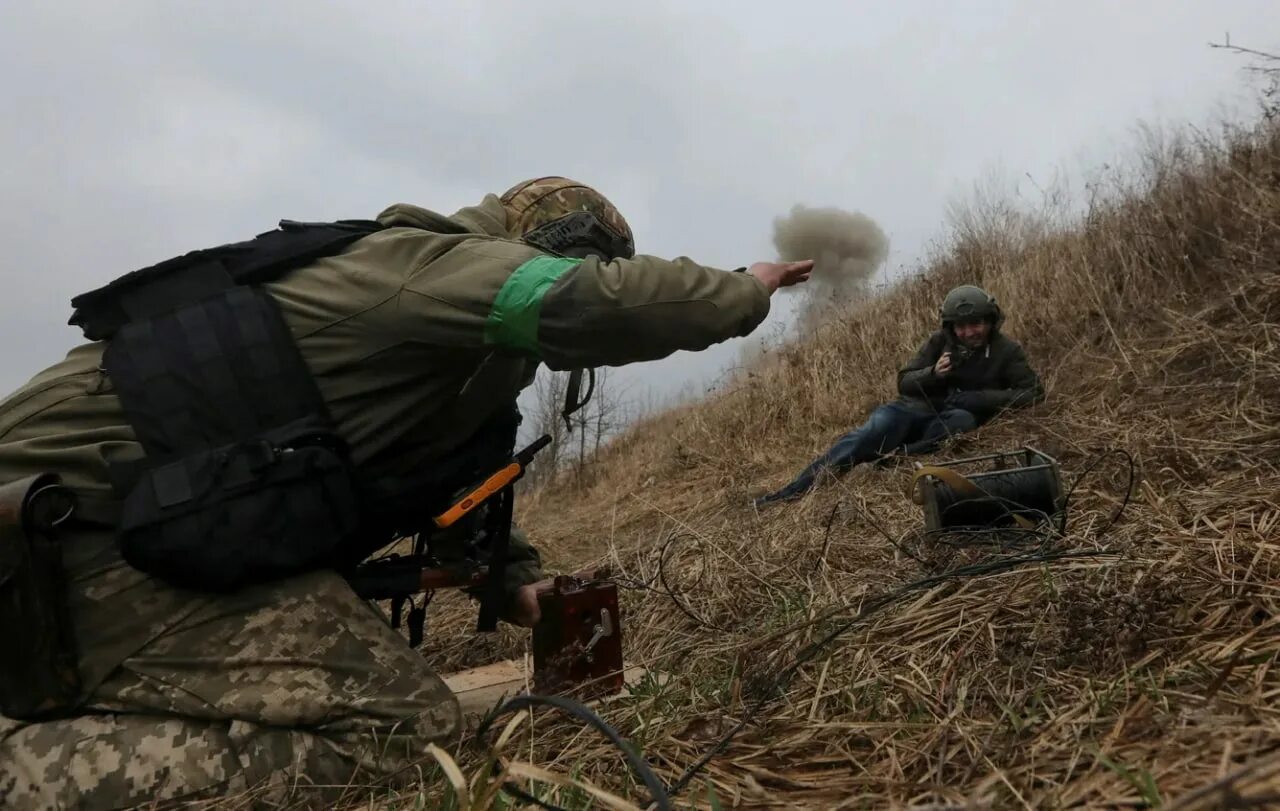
[70,219,386,341]
[68,218,386,591]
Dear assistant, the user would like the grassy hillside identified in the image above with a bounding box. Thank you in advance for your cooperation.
[396,114,1280,810]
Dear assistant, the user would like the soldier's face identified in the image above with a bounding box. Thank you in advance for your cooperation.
[953,319,991,348]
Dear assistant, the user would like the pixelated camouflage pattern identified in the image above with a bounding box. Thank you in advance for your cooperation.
[499,176,635,255]
[0,567,459,810]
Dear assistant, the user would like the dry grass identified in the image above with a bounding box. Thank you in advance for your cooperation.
[333,115,1280,810]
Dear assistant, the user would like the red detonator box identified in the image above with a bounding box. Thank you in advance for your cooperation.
[532,575,625,700]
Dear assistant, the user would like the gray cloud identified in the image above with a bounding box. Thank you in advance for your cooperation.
[1,1,1275,404]
[773,204,890,330]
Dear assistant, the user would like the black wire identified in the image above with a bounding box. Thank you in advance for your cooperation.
[909,526,1051,564]
[610,565,660,592]
[664,449,1137,799]
[938,493,1057,532]
[653,534,737,633]
[613,532,737,633]
[899,476,1059,564]
[1058,449,1136,538]
[476,693,674,811]
[662,543,1121,798]
[927,468,1061,533]
[811,502,842,574]
[502,782,573,811]
[899,529,1046,582]
[905,448,1137,555]
[845,497,928,563]
[492,450,1137,806]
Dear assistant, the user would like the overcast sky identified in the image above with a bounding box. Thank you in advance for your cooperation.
[1,2,1274,416]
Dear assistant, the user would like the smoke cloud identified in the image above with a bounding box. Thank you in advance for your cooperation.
[772,204,889,330]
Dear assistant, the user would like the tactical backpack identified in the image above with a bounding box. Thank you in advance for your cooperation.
[69,220,387,592]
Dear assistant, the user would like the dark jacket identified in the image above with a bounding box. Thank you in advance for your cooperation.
[896,329,1044,422]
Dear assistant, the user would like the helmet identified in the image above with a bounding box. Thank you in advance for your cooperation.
[940,285,1002,326]
[499,176,635,261]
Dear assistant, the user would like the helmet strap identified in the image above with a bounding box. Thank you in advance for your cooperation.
[522,212,633,262]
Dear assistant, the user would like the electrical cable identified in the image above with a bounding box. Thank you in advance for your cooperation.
[661,543,1121,799]
[613,532,737,633]
[1058,449,1136,538]
[662,449,1137,799]
[926,464,1061,530]
[477,450,1136,808]
[900,448,1136,560]
[476,693,673,811]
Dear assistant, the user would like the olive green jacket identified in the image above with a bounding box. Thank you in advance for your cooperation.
[0,194,770,692]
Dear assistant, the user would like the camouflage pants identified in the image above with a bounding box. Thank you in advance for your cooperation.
[0,567,461,810]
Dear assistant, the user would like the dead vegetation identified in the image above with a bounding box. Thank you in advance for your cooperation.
[431,113,1280,809]
[290,111,1280,810]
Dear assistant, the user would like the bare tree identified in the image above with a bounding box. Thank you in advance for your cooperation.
[519,366,634,490]
[1210,36,1280,118]
[570,367,625,485]
[521,367,569,488]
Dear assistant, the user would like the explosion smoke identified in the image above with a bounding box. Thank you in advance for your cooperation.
[772,204,889,330]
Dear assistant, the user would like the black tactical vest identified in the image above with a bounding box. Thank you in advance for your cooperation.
[68,219,507,592]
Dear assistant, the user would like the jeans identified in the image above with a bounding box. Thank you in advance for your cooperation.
[756,402,976,504]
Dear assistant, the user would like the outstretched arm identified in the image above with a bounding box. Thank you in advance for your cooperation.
[397,238,810,368]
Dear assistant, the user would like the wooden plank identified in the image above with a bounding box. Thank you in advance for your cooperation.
[441,659,655,723]
[443,660,529,720]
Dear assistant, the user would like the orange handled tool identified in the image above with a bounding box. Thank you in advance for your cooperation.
[432,434,551,529]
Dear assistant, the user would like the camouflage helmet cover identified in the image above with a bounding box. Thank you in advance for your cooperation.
[940,284,1003,326]
[499,176,635,260]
